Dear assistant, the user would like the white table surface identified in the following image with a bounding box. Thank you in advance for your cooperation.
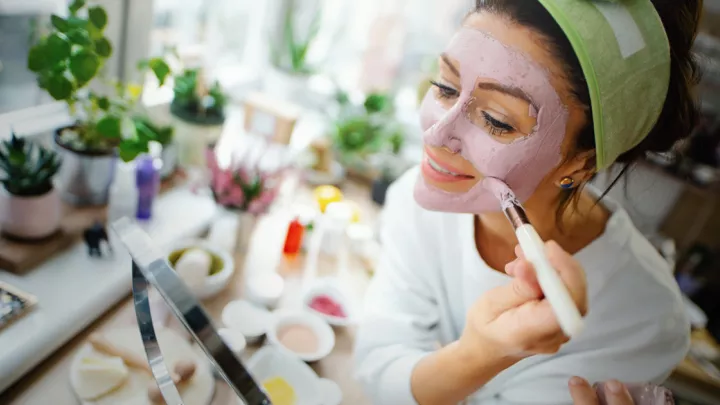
[0,187,217,393]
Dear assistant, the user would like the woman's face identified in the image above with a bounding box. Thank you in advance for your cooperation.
[414,12,588,214]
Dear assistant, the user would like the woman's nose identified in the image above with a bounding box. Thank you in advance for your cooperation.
[428,98,471,153]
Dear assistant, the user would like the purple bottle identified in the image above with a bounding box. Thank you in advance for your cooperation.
[135,142,163,220]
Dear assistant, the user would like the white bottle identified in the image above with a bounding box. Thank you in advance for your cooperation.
[107,160,139,223]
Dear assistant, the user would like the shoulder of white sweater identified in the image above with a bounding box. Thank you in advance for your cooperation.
[579,199,688,332]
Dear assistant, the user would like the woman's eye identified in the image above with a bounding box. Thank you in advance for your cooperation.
[430,80,459,99]
[482,111,515,137]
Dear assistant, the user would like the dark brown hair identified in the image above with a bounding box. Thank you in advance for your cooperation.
[474,0,702,221]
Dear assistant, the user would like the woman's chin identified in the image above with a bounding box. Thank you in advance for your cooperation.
[413,174,502,214]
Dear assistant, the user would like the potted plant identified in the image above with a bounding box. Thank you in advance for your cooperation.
[331,91,403,180]
[170,67,227,168]
[0,133,63,240]
[266,0,321,103]
[206,145,285,254]
[28,0,172,205]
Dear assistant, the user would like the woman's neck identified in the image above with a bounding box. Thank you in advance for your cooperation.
[475,189,610,272]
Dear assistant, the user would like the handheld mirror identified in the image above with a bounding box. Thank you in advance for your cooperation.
[112,217,270,405]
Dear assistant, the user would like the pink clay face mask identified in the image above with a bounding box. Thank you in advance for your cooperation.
[414,28,569,213]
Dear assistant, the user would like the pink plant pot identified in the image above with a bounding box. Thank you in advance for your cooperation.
[0,188,62,240]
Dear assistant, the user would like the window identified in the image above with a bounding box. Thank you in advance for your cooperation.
[0,0,135,138]
[0,0,64,114]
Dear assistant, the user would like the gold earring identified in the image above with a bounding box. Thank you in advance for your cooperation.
[559,177,575,189]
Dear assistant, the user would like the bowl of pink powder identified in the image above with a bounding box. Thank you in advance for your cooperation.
[302,283,353,327]
[266,310,335,363]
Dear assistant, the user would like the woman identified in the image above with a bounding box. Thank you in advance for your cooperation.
[354,1,702,404]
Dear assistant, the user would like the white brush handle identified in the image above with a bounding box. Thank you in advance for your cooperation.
[515,224,584,337]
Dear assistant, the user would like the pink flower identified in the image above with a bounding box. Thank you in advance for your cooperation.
[212,170,233,194]
[225,185,245,208]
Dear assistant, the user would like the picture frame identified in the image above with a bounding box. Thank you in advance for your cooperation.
[0,281,38,331]
[243,92,301,145]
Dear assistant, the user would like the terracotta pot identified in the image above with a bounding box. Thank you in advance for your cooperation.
[0,188,62,240]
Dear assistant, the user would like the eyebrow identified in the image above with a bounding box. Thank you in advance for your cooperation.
[440,53,460,77]
[476,82,537,108]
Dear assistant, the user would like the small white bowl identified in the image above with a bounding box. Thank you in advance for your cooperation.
[218,328,247,356]
[245,273,285,309]
[302,282,354,327]
[266,310,335,363]
[247,346,343,405]
[221,300,272,344]
[168,239,235,300]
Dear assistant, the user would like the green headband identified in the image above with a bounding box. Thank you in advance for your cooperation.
[536,0,671,169]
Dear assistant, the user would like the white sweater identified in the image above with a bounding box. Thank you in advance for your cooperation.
[354,167,690,405]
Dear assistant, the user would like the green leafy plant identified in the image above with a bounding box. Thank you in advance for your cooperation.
[28,0,172,161]
[170,68,226,124]
[271,0,321,75]
[0,133,62,197]
[332,92,405,159]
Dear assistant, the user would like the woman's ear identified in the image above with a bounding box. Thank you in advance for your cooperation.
[554,150,596,189]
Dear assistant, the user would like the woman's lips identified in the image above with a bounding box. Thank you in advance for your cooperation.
[422,149,475,183]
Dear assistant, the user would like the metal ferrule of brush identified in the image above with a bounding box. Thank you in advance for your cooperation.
[503,203,530,230]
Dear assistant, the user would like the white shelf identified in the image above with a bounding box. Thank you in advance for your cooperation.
[0,187,218,393]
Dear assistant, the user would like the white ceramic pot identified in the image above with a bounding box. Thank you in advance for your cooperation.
[168,239,235,300]
[172,118,224,168]
[0,187,62,240]
[264,68,309,104]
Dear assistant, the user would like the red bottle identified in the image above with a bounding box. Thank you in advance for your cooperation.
[282,217,305,255]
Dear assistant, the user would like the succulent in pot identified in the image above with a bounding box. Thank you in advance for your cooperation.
[0,133,63,240]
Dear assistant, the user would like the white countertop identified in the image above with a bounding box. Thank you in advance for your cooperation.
[0,187,217,393]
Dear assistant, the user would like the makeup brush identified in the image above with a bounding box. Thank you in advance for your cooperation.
[483,177,584,338]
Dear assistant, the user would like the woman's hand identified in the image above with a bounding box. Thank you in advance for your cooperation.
[569,377,635,405]
[459,241,588,363]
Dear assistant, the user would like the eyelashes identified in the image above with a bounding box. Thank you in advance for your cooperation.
[430,80,458,99]
[481,111,514,137]
[429,80,516,137]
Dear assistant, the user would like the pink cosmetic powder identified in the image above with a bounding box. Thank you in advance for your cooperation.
[414,28,569,214]
[277,324,319,355]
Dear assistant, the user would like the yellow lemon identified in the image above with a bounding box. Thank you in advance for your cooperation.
[262,376,296,405]
[313,185,343,213]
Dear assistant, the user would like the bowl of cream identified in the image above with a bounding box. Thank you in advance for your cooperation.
[167,239,234,300]
[247,346,342,405]
[266,310,335,363]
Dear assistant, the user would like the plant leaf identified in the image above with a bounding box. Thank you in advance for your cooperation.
[46,33,71,65]
[69,0,86,15]
[94,37,112,57]
[364,93,391,114]
[69,50,100,83]
[96,96,110,110]
[96,115,122,139]
[46,75,74,100]
[66,29,92,46]
[51,15,70,32]
[88,6,108,30]
[118,139,148,162]
[148,58,170,86]
[27,44,48,72]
